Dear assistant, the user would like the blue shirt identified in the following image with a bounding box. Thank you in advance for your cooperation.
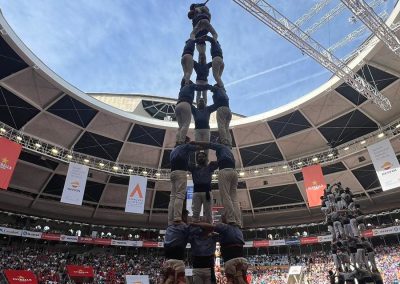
[189,227,217,256]
[215,223,244,245]
[170,144,197,171]
[188,162,218,192]
[164,224,190,248]
[182,39,195,57]
[191,104,218,129]
[209,143,235,169]
[211,87,229,108]
[194,61,212,81]
[178,84,210,104]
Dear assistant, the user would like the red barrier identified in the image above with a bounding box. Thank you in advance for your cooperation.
[4,270,38,284]
[143,241,159,248]
[41,233,61,241]
[92,238,112,245]
[78,237,93,244]
[253,240,269,247]
[66,265,94,278]
[300,236,318,245]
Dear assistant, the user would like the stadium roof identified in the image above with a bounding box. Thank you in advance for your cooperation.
[0,5,400,228]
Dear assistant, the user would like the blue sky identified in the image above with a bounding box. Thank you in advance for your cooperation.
[0,0,395,116]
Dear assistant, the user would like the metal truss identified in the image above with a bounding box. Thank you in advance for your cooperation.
[303,0,384,38]
[2,117,400,181]
[344,20,400,62]
[328,11,388,52]
[294,0,332,27]
[232,0,391,111]
[341,0,400,57]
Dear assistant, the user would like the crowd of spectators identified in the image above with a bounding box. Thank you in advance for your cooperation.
[1,242,398,284]
[0,246,163,284]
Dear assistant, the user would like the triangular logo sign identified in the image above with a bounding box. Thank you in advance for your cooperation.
[130,184,143,198]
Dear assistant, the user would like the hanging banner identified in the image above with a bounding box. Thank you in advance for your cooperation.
[125,175,147,214]
[302,164,326,207]
[61,162,89,205]
[4,270,38,284]
[367,139,400,191]
[125,275,149,284]
[0,137,22,190]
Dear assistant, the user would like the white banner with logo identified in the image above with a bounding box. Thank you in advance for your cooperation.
[288,266,302,275]
[185,269,193,277]
[317,235,333,243]
[372,225,400,237]
[60,235,79,243]
[125,175,147,214]
[269,239,286,247]
[0,226,21,236]
[368,139,400,191]
[125,275,149,284]
[111,240,143,247]
[22,230,42,239]
[61,162,89,205]
[244,241,253,248]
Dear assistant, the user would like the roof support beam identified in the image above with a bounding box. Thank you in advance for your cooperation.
[341,0,400,58]
[232,0,392,111]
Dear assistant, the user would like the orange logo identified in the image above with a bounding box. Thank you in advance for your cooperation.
[381,161,392,170]
[70,180,80,189]
[130,184,143,198]
[0,157,12,170]
[312,180,317,186]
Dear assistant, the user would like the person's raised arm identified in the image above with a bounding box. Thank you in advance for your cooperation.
[207,103,218,114]
[209,161,218,172]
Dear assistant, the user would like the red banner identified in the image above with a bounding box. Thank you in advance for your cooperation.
[78,237,93,244]
[93,238,111,245]
[0,137,22,190]
[143,241,159,248]
[4,270,38,284]
[253,240,269,247]
[66,265,94,278]
[300,236,318,245]
[41,233,61,241]
[302,164,326,207]
[362,229,374,238]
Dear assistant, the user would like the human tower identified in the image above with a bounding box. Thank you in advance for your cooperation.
[161,2,248,284]
[321,183,384,283]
